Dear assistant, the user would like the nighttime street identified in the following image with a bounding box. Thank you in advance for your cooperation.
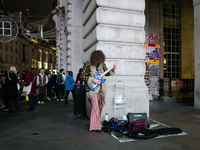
[1,98,200,150]
[1,0,200,150]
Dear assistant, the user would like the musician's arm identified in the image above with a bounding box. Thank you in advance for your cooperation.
[103,63,115,76]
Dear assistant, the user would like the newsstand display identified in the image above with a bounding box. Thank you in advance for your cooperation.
[144,43,163,101]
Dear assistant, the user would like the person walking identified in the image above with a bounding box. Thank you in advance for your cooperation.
[25,68,36,111]
[80,50,117,132]
[56,69,65,101]
[37,69,48,104]
[46,73,55,100]
[65,71,76,104]
[5,66,23,113]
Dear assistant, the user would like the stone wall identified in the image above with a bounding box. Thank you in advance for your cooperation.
[181,0,194,79]
[194,0,200,108]
[82,0,149,120]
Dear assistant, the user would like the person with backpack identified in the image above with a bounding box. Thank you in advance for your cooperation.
[56,69,65,101]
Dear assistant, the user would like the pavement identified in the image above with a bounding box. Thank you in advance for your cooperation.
[0,97,200,150]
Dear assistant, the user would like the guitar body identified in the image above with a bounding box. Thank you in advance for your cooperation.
[89,71,106,90]
[89,60,124,91]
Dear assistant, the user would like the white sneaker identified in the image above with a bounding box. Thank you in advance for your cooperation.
[41,101,44,104]
[57,99,59,101]
[61,99,65,101]
[38,101,41,104]
[47,97,51,101]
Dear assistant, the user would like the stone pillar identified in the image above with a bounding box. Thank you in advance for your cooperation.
[65,0,83,76]
[82,0,149,120]
[194,0,200,108]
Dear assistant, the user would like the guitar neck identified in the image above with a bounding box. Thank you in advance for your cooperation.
[100,66,114,78]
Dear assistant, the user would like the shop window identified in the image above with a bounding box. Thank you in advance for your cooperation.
[163,1,181,79]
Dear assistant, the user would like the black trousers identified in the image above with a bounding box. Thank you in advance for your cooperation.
[8,98,19,111]
[47,86,53,98]
[65,89,74,104]
[57,84,65,100]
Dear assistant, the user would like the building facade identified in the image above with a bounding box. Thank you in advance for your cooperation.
[52,0,200,118]
[0,10,56,76]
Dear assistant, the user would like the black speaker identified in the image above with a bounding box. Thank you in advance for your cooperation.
[73,85,86,116]
[127,113,150,128]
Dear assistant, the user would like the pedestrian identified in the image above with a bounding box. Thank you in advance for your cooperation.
[65,71,77,104]
[36,69,48,104]
[0,75,9,111]
[56,69,65,101]
[25,68,37,111]
[5,66,23,113]
[80,50,117,132]
[46,73,55,100]
[75,68,83,84]
[51,71,57,98]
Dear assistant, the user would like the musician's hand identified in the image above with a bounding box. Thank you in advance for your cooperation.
[112,63,117,71]
[93,78,101,85]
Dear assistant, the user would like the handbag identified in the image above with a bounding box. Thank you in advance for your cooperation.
[22,76,36,95]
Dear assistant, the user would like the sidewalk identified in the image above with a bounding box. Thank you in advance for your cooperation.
[0,98,200,150]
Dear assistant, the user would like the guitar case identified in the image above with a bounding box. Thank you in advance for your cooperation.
[73,85,86,116]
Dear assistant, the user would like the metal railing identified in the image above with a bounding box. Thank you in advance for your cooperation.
[159,76,194,98]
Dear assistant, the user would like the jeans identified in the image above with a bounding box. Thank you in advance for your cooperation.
[28,95,35,110]
[57,84,65,100]
[65,90,74,104]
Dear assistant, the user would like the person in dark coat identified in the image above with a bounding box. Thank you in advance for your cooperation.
[76,68,83,84]
[51,71,57,98]
[5,66,23,113]
[25,68,37,111]
[46,73,55,100]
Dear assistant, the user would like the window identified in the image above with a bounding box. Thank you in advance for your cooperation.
[5,44,8,51]
[23,44,26,63]
[0,53,2,60]
[0,21,11,36]
[0,42,2,49]
[15,48,17,54]
[5,54,8,63]
[11,46,13,53]
[15,57,18,64]
[163,1,181,79]
[49,54,52,63]
[10,56,13,63]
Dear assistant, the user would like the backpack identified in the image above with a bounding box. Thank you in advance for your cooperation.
[56,74,63,85]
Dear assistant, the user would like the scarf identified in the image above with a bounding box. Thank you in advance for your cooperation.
[98,85,105,116]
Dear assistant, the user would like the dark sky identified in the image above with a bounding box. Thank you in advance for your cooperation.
[4,0,55,30]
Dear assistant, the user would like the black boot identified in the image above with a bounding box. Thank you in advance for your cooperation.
[16,107,23,112]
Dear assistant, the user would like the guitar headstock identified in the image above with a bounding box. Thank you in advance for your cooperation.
[117,59,124,64]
